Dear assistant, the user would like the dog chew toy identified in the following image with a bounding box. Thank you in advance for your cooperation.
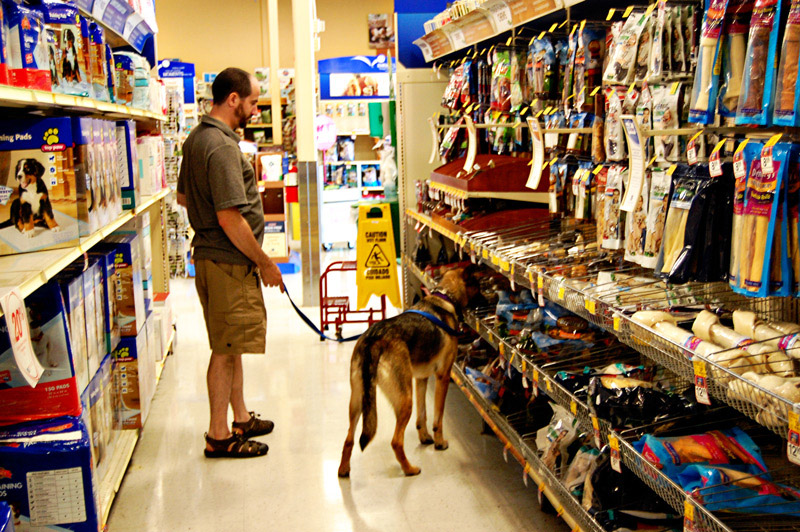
[734,310,800,360]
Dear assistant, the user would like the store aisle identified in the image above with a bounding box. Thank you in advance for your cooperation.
[107,267,566,532]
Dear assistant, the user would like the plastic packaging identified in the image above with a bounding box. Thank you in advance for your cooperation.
[736,0,783,125]
[562,26,578,105]
[602,165,626,249]
[635,9,656,82]
[718,0,754,117]
[657,174,712,280]
[729,141,760,288]
[641,168,673,268]
[589,378,698,428]
[688,0,730,124]
[88,22,110,102]
[774,0,800,125]
[604,87,626,161]
[491,48,512,112]
[510,48,526,111]
[530,37,557,101]
[649,0,668,81]
[671,6,687,74]
[604,10,649,84]
[5,0,50,90]
[652,84,681,162]
[34,0,91,97]
[575,28,605,111]
[625,171,650,265]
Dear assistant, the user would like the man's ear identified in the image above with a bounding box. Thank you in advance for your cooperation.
[227,92,240,108]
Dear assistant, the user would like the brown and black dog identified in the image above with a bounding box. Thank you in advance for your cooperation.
[338,268,468,477]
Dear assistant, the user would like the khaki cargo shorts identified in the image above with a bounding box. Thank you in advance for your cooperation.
[195,259,266,355]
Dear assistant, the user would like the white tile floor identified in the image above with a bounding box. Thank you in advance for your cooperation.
[107,260,567,532]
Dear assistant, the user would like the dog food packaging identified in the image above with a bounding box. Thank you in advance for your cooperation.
[688,0,730,124]
[88,249,120,356]
[634,12,655,83]
[88,22,110,102]
[602,165,626,250]
[604,87,626,161]
[736,0,783,125]
[72,117,101,236]
[774,0,800,125]
[0,416,101,532]
[0,117,80,256]
[4,0,50,90]
[624,171,650,264]
[116,120,140,209]
[603,9,648,85]
[35,0,91,97]
[102,233,146,337]
[651,84,681,162]
[0,281,81,426]
[641,167,673,269]
[112,325,154,429]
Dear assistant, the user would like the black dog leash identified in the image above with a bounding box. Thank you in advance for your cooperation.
[282,283,362,342]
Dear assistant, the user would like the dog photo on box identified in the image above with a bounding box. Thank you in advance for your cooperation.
[0,117,79,255]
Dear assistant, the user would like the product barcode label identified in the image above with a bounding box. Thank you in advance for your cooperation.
[591,416,602,448]
[788,409,800,466]
[693,359,711,406]
[761,146,774,176]
[609,435,622,473]
[687,139,698,166]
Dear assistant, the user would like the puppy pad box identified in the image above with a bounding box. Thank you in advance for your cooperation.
[111,331,152,430]
[0,281,81,427]
[0,417,100,532]
[87,250,120,356]
[0,117,79,255]
[98,234,145,337]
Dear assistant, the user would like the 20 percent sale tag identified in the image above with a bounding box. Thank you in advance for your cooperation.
[0,287,42,387]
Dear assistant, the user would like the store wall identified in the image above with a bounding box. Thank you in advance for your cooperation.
[155,0,393,76]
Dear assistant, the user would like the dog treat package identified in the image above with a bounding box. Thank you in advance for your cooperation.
[574,161,594,220]
[438,117,462,162]
[4,0,50,91]
[602,165,627,250]
[774,0,800,125]
[603,10,648,85]
[729,140,760,288]
[695,164,735,282]
[33,0,91,97]
[641,167,673,269]
[530,36,557,102]
[460,59,474,109]
[0,416,102,532]
[717,0,754,118]
[736,0,783,125]
[490,48,512,112]
[648,0,668,81]
[591,115,605,163]
[566,112,591,156]
[509,48,527,112]
[561,27,578,105]
[88,248,120,356]
[0,281,81,426]
[651,84,681,162]
[688,0,730,124]
[735,142,794,296]
[442,64,464,110]
[544,110,566,152]
[604,87,626,161]
[625,171,650,265]
[88,22,110,102]
[635,7,655,82]
[670,6,687,74]
[656,170,712,281]
[0,117,80,256]
[595,165,609,248]
[549,161,566,214]
[575,27,605,112]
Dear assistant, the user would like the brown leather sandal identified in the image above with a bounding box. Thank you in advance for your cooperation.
[232,411,274,439]
[204,433,268,458]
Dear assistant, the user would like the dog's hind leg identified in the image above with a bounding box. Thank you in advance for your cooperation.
[382,359,420,476]
[415,378,433,445]
[432,346,457,451]
[338,376,363,478]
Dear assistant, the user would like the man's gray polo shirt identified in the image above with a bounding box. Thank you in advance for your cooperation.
[177,115,265,265]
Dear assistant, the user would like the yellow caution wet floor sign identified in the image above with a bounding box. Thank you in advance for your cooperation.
[356,204,400,309]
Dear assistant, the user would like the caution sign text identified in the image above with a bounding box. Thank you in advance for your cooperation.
[356,205,400,309]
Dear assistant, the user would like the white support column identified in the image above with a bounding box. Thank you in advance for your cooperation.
[293,0,321,306]
[267,0,282,145]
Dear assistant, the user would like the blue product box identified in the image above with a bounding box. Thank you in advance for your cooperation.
[115,120,140,210]
[56,272,89,394]
[0,417,100,532]
[102,234,145,336]
[71,117,101,236]
[0,501,13,531]
[111,331,150,429]
[0,281,81,427]
[87,250,120,356]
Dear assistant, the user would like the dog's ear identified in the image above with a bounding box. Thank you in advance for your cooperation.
[32,160,45,178]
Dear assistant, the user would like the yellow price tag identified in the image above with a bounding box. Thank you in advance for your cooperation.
[546,379,553,392]
[520,106,528,115]
[623,5,634,17]
[528,270,535,285]
[506,36,512,46]
[684,499,695,522]
[491,254,500,266]
[550,157,558,167]
[521,359,527,373]
[671,81,680,95]
[535,110,544,118]
[537,276,544,289]
[627,82,636,95]
[510,352,516,366]
[579,19,586,32]
[613,315,621,331]
[766,133,783,148]
[590,86,601,96]
[711,139,727,157]
[648,156,657,167]
[736,138,750,156]
[593,164,603,175]
[645,3,656,17]
[606,8,616,20]
[558,286,565,300]
[790,410,800,432]
[667,164,678,176]
[693,359,708,378]
[570,400,577,415]
[558,19,568,28]
[499,343,506,356]
[688,130,703,144]
[482,248,489,259]
[608,434,619,450]
[585,298,596,315]
[591,416,599,430]
[532,369,539,382]
[500,259,510,271]
[538,30,546,40]
[544,106,553,114]
[548,22,558,32]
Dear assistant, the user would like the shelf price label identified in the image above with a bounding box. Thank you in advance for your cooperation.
[693,359,711,406]
[531,368,539,397]
[733,139,749,180]
[686,131,702,166]
[584,298,596,315]
[0,287,42,388]
[608,434,622,473]
[591,415,602,448]
[709,139,726,178]
[684,499,696,532]
[484,0,513,32]
[788,408,800,466]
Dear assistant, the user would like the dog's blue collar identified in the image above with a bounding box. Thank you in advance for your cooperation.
[404,309,462,337]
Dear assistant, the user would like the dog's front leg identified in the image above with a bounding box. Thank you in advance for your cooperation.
[432,370,451,450]
[415,378,433,445]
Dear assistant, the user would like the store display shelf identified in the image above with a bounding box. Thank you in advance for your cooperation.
[246,123,273,128]
[451,362,605,532]
[0,188,169,310]
[0,84,165,121]
[76,5,154,56]
[155,329,176,384]
[428,181,548,203]
[257,98,288,105]
[404,208,800,446]
[258,180,285,189]
[326,160,381,166]
[415,0,564,62]
[99,429,139,525]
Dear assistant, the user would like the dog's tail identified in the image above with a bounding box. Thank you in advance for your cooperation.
[358,334,382,451]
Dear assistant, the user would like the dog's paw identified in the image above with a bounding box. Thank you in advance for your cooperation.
[337,469,350,478]
[51,226,61,233]
[434,440,449,451]
[24,230,34,239]
[419,435,434,445]
[403,466,421,476]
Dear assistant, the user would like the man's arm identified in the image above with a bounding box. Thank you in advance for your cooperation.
[217,208,283,291]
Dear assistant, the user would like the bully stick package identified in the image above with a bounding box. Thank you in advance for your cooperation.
[736,0,784,125]
[735,142,794,296]
[773,0,800,125]
[602,165,627,250]
[641,167,673,269]
[491,48,512,112]
[652,84,681,162]
[649,0,668,81]
[688,0,730,124]
[671,6,687,74]
[695,164,735,282]
[625,171,650,265]
[635,9,656,82]
[595,165,609,248]
[718,0,754,118]
[729,140,760,289]
[604,87,626,161]
[603,10,649,85]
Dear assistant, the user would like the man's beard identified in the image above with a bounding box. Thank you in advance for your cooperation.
[236,103,250,129]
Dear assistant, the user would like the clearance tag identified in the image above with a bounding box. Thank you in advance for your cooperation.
[356,205,401,309]
[608,434,622,473]
[686,131,702,166]
[0,287,42,388]
[709,139,726,177]
[733,139,749,180]
[591,415,602,448]
[762,134,782,175]
[788,408,800,465]
[684,499,696,532]
[693,359,711,405]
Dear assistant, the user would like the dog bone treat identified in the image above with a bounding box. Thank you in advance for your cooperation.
[736,0,782,125]
[775,0,800,125]
[734,310,800,360]
[688,0,729,124]
[603,9,648,85]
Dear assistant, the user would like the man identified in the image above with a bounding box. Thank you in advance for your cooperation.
[177,67,283,458]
